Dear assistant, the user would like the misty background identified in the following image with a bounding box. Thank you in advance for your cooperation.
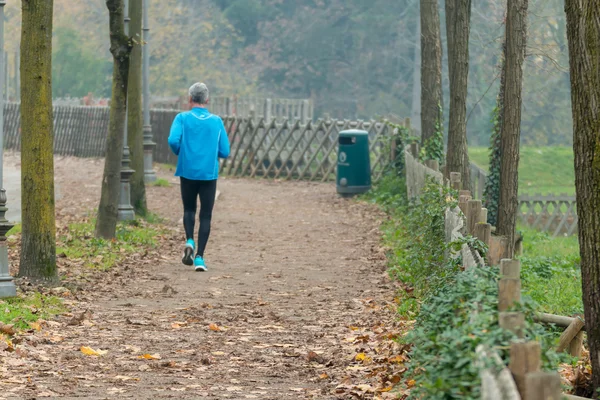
[3,0,570,146]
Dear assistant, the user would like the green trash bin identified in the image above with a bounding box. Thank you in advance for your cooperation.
[336,129,371,196]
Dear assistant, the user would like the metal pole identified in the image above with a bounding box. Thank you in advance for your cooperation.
[118,0,135,220]
[142,0,156,182]
[0,0,16,298]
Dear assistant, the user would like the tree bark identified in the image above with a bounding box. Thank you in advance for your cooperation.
[18,0,58,283]
[496,0,528,258]
[420,0,443,155]
[484,38,506,228]
[127,0,147,215]
[444,0,471,190]
[95,0,132,239]
[565,0,600,396]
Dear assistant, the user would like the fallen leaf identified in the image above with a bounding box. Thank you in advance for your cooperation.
[29,322,42,331]
[80,346,107,356]
[209,323,221,332]
[139,353,161,360]
[407,379,416,388]
[355,353,367,361]
[319,373,329,380]
[0,323,16,336]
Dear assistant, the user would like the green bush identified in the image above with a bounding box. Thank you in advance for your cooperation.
[406,266,562,400]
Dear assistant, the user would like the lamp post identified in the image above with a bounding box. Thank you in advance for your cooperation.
[0,0,16,298]
[142,0,156,182]
[118,0,135,221]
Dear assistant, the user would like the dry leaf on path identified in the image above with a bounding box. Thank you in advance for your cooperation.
[80,346,107,356]
[0,323,16,335]
[208,323,222,331]
[139,353,161,360]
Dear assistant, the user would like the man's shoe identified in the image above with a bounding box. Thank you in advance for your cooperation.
[182,239,195,266]
[194,256,207,272]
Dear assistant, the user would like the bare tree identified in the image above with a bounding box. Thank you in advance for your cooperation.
[18,0,57,283]
[95,0,132,239]
[496,0,528,257]
[444,0,472,189]
[565,0,600,395]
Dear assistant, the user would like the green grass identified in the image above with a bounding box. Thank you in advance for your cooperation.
[469,146,575,195]
[519,226,582,316]
[57,218,167,271]
[0,292,66,331]
[7,223,21,236]
[150,178,171,187]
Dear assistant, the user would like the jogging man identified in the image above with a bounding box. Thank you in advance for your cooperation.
[168,82,230,271]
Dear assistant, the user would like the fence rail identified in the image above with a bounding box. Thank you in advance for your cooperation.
[467,162,577,237]
[3,103,391,183]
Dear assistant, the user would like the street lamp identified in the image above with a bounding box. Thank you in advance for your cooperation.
[118,0,135,221]
[142,0,156,183]
[0,0,16,298]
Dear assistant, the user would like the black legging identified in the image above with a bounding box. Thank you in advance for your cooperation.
[180,177,217,258]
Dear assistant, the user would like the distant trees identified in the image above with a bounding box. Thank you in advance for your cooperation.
[564,0,600,395]
[18,0,57,282]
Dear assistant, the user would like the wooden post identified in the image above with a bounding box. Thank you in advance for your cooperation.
[459,189,471,198]
[425,159,439,171]
[524,372,561,400]
[510,341,541,396]
[467,200,482,235]
[265,98,272,122]
[474,223,492,247]
[569,330,585,358]
[488,236,510,266]
[410,142,420,158]
[302,99,309,124]
[479,208,488,223]
[557,316,585,353]
[499,312,525,338]
[450,172,461,191]
[458,194,471,215]
[390,138,397,164]
[498,278,520,312]
[500,259,521,279]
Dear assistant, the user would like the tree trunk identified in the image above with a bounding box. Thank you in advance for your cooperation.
[444,0,471,190]
[565,0,600,396]
[127,0,147,216]
[496,0,528,258]
[484,38,506,228]
[420,0,443,160]
[18,0,57,283]
[411,17,422,135]
[95,0,132,239]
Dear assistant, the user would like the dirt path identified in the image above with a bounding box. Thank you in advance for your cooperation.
[1,157,408,399]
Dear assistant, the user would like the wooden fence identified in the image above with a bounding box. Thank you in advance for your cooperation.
[467,162,577,237]
[150,95,314,122]
[3,103,392,183]
[405,149,584,400]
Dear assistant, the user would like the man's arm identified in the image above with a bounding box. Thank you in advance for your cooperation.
[168,114,183,156]
[218,120,231,159]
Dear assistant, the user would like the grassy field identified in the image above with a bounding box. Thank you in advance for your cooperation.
[518,226,582,316]
[469,146,575,195]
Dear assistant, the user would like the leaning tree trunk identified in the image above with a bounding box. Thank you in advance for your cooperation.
[496,0,528,258]
[420,0,444,162]
[95,0,132,239]
[127,0,147,216]
[444,0,472,190]
[565,0,600,396]
[18,0,57,283]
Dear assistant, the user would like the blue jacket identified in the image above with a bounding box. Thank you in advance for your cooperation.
[168,107,231,181]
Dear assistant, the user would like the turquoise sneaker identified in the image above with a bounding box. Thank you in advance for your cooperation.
[194,256,207,272]
[182,239,195,266]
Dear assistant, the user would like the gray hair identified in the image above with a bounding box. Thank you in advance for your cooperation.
[189,82,209,104]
